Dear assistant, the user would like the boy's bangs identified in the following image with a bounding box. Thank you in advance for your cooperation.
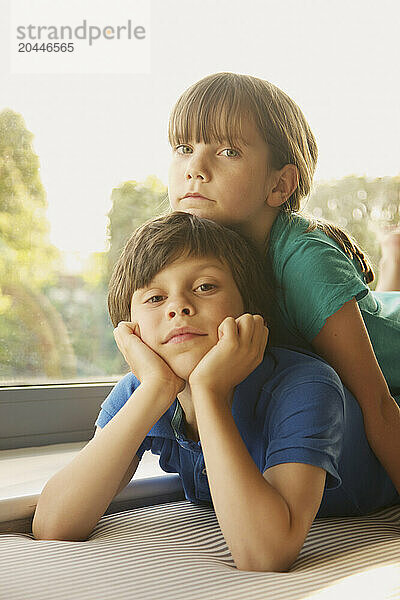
[168,82,252,148]
[135,242,221,292]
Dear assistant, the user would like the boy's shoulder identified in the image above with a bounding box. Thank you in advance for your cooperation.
[112,370,141,396]
[96,371,176,439]
[96,371,140,424]
[245,345,345,397]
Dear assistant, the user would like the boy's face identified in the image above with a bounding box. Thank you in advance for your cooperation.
[167,117,271,228]
[131,255,244,380]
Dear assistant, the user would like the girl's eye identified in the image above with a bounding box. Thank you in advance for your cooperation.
[146,295,164,304]
[195,283,216,292]
[175,144,192,155]
[220,148,240,158]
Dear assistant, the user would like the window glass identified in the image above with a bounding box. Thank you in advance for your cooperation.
[1,1,399,385]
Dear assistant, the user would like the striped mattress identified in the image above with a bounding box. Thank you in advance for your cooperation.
[1,500,399,599]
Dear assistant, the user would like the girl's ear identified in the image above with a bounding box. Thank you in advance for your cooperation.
[266,164,299,208]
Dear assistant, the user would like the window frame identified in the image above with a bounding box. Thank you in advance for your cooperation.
[0,382,117,450]
[0,381,186,522]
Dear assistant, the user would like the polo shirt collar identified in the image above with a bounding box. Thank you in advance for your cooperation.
[146,350,276,441]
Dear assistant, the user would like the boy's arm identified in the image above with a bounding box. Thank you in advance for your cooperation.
[95,426,139,498]
[32,381,176,542]
[189,314,326,572]
[192,391,326,572]
[33,320,183,542]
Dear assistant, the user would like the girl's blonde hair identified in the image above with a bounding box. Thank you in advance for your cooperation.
[169,72,374,283]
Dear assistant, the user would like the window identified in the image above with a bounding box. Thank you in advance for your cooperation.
[1,1,399,448]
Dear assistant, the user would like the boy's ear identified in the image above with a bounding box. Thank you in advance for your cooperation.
[266,164,299,208]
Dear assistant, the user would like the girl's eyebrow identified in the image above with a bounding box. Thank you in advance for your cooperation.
[214,138,248,148]
[179,136,248,148]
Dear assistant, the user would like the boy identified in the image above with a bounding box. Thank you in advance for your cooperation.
[32,212,400,573]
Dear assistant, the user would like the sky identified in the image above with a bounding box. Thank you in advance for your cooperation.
[1,0,400,257]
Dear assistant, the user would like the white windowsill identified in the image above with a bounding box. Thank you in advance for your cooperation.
[0,441,169,526]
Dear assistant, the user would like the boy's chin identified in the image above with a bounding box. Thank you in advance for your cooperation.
[170,365,198,382]
[168,357,203,383]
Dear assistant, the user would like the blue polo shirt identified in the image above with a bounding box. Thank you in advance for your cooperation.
[95,346,400,518]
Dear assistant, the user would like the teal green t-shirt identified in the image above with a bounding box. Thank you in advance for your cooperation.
[267,211,400,400]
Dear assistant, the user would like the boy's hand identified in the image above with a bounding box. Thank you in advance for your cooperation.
[188,314,269,399]
[113,321,185,396]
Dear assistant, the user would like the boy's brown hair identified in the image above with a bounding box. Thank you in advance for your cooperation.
[108,211,274,328]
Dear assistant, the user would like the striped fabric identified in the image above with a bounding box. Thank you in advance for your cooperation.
[1,500,399,599]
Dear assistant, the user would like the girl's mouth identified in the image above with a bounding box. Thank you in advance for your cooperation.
[182,193,214,202]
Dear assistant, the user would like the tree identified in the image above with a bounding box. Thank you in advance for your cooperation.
[0,109,76,382]
[304,175,400,287]
[107,175,168,275]
[100,176,168,374]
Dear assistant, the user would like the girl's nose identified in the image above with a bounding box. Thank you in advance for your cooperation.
[184,154,210,182]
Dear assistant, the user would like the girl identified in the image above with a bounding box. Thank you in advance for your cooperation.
[166,72,400,494]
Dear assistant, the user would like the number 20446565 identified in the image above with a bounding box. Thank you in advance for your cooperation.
[18,42,74,52]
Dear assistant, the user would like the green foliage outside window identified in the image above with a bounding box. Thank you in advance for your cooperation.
[0,109,75,382]
[304,176,400,285]
[1,108,399,384]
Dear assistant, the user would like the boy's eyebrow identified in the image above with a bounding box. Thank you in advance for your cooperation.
[193,261,227,272]
[134,262,229,295]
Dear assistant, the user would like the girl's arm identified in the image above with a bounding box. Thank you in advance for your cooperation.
[189,315,326,572]
[312,297,400,494]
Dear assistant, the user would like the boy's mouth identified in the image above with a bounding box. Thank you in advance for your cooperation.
[163,326,207,344]
[167,333,204,344]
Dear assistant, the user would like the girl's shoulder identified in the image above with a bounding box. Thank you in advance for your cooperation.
[267,211,369,341]
[268,211,363,277]
[270,211,343,254]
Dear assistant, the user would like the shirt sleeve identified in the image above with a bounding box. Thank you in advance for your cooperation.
[263,379,345,490]
[94,373,151,460]
[280,236,369,341]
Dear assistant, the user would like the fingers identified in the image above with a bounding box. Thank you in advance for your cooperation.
[218,313,267,351]
[235,314,269,358]
[217,316,238,340]
[251,315,269,359]
[235,313,255,340]
[114,320,141,338]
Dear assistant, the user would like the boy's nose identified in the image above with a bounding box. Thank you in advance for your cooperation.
[167,306,192,319]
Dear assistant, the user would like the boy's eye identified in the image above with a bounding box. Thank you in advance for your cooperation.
[195,283,216,292]
[175,144,192,155]
[220,148,240,157]
[146,295,164,304]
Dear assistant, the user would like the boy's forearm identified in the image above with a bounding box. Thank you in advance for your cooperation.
[32,381,175,542]
[191,386,293,572]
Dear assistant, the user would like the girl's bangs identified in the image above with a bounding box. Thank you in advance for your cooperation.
[168,82,253,148]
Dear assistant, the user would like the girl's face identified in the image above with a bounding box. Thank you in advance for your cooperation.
[168,118,275,232]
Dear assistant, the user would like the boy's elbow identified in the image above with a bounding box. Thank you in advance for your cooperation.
[235,553,294,573]
[33,527,90,542]
[33,515,90,542]
[233,537,299,573]
[32,531,89,542]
